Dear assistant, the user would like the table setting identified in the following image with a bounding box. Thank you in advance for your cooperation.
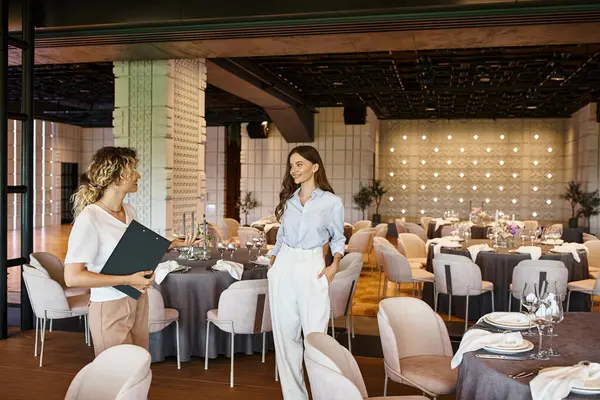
[455,279,600,399]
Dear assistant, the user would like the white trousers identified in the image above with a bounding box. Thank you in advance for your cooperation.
[268,245,330,400]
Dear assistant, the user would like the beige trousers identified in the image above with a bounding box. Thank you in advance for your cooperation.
[88,292,149,356]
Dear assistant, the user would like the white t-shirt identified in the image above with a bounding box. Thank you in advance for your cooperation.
[64,203,137,302]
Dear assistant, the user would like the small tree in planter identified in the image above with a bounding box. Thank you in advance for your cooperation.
[237,191,261,226]
[577,189,600,228]
[353,184,373,220]
[560,181,584,228]
[369,180,387,224]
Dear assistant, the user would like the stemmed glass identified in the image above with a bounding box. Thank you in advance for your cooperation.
[255,238,265,257]
[530,282,551,360]
[227,243,237,259]
[217,241,228,260]
[245,241,255,258]
[173,225,190,259]
[545,281,564,357]
[487,227,495,246]
[520,283,537,336]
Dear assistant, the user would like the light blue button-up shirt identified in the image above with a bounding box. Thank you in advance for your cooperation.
[270,187,346,257]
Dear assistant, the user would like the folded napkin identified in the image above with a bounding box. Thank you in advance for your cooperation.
[530,362,600,400]
[552,243,588,263]
[467,244,494,262]
[479,311,530,325]
[516,246,542,260]
[255,255,271,265]
[432,218,451,232]
[426,238,459,255]
[451,329,524,368]
[155,260,184,284]
[212,260,244,280]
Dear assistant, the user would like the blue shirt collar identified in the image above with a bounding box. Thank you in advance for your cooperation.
[293,187,325,200]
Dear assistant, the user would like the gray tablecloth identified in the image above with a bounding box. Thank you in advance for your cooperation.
[149,248,272,363]
[427,222,489,240]
[423,240,591,319]
[457,312,600,400]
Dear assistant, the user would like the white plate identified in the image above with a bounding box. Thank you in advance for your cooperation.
[542,367,600,395]
[441,243,463,248]
[443,236,465,242]
[541,240,564,245]
[484,340,534,354]
[484,313,530,329]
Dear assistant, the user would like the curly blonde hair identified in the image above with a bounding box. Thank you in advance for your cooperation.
[72,147,138,217]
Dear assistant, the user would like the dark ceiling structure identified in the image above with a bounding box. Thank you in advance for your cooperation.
[6,43,600,127]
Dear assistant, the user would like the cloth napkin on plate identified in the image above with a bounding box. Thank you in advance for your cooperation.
[467,244,494,262]
[212,260,244,280]
[530,361,600,400]
[516,246,542,260]
[551,243,588,263]
[255,255,271,265]
[477,311,530,326]
[155,260,184,285]
[450,329,524,368]
[426,238,458,255]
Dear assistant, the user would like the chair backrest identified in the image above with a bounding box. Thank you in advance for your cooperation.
[420,217,432,229]
[217,279,271,334]
[373,237,395,271]
[584,240,600,270]
[374,223,388,238]
[22,265,70,318]
[30,252,66,287]
[207,223,224,243]
[380,245,413,282]
[395,219,407,234]
[354,220,372,232]
[550,223,563,230]
[147,287,166,330]
[347,229,376,254]
[238,226,261,245]
[330,269,360,319]
[304,332,368,400]
[404,222,427,241]
[223,218,240,239]
[398,233,426,259]
[434,252,472,263]
[511,260,568,299]
[523,220,539,230]
[338,252,363,273]
[432,259,482,296]
[583,233,598,243]
[377,297,453,374]
[65,344,152,400]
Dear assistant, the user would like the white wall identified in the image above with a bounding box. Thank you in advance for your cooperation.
[240,107,378,224]
[205,126,226,227]
[80,127,114,172]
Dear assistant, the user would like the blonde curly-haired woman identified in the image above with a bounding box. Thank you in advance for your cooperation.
[64,147,194,356]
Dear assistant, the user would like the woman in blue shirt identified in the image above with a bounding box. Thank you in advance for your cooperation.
[268,145,345,399]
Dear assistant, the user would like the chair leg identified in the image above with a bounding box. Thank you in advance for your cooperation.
[434,288,438,313]
[448,295,452,322]
[346,314,352,354]
[383,370,388,396]
[351,310,355,339]
[275,352,279,382]
[34,316,38,357]
[465,294,470,333]
[84,314,89,346]
[377,272,383,303]
[204,320,211,370]
[395,282,399,297]
[508,292,512,312]
[592,294,595,312]
[49,319,53,332]
[40,318,47,367]
[175,320,181,370]
[262,332,266,363]
[330,311,335,338]
[566,290,572,311]
[230,332,235,388]
[491,290,495,312]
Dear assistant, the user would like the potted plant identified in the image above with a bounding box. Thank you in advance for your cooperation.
[369,179,387,224]
[577,189,600,228]
[560,181,584,228]
[353,184,373,220]
[237,191,261,226]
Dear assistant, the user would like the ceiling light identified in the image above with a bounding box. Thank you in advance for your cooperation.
[434,147,439,152]
[534,134,540,140]
[500,134,505,140]
[480,76,491,83]
[433,172,439,177]
[532,186,538,192]
[546,199,552,205]
[499,186,504,191]
[421,160,426,165]
[389,172,395,177]
[333,82,343,86]
[486,147,492,153]
[460,147,465,152]
[533,160,539,166]
[473,160,478,165]
[512,199,518,204]
[420,209,425,215]
[473,134,479,140]
[472,185,478,191]
[485,172,491,178]
[548,147,553,153]
[547,173,553,179]
[459,198,464,203]
[401,184,407,190]
[401,209,406,214]
[389,196,394,202]
[532,211,538,217]
[513,173,518,178]
[421,135,427,140]
[433,197,439,202]
[447,135,452,140]
[485,198,490,203]
[447,160,452,165]
[403,135,408,140]
[527,105,538,110]
[420,185,426,190]
[446,185,452,190]
[425,107,436,111]
[499,160,505,166]
[402,160,407,165]
[459,172,465,178]
[513,147,519,153]
[389,147,395,152]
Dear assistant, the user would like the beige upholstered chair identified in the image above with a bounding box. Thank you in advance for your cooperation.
[432,258,494,332]
[404,223,427,242]
[398,233,428,267]
[205,279,275,387]
[22,266,90,366]
[566,275,600,312]
[304,332,428,400]
[223,218,240,240]
[329,263,362,353]
[375,223,388,238]
[207,223,225,243]
[378,297,457,399]
[380,246,434,299]
[148,287,181,369]
[374,237,421,303]
[346,228,376,264]
[65,344,152,400]
[354,220,372,232]
[30,252,89,298]
[420,217,432,230]
[395,219,407,234]
[523,220,539,231]
[584,240,600,277]
[237,226,262,245]
[550,223,563,231]
[508,260,568,310]
[583,233,599,243]
[335,253,364,340]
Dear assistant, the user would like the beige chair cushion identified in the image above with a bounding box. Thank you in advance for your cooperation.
[64,287,90,298]
[591,271,599,280]
[567,279,597,292]
[583,233,598,242]
[482,281,494,291]
[409,262,423,270]
[412,269,435,282]
[408,258,428,267]
[67,294,90,315]
[399,355,457,395]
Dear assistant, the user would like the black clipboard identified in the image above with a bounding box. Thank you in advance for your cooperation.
[101,220,171,299]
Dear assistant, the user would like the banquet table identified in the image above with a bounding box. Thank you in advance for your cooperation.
[422,240,591,319]
[149,248,272,363]
[427,222,489,240]
[261,224,354,245]
[456,312,600,400]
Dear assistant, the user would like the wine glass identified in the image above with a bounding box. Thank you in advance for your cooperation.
[520,283,537,336]
[217,242,227,260]
[245,241,254,258]
[545,281,564,356]
[227,243,237,259]
[530,283,550,360]
[486,227,495,246]
[255,238,265,256]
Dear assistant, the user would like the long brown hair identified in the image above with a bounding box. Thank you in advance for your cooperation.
[275,146,335,221]
[72,147,138,217]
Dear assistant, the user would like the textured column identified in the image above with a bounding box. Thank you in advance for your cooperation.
[113,59,206,236]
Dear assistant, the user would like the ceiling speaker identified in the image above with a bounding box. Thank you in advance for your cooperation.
[344,105,367,125]
[246,122,270,139]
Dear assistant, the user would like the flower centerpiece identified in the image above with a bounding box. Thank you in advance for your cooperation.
[470,207,488,224]
[491,211,519,248]
[194,215,213,260]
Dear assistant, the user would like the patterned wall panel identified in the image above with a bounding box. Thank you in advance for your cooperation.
[379,119,568,221]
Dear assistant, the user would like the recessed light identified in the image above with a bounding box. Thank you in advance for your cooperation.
[472,185,478,191]
[447,135,452,140]
[513,147,519,153]
[434,147,439,153]
[390,147,395,152]
[420,209,425,215]
[389,196,394,202]
[513,173,518,178]
[473,134,479,140]
[460,147,465,153]
[401,184,407,190]
[546,199,552,205]
[500,134,505,140]
[402,160,407,165]
[473,160,478,165]
[459,172,465,178]
[498,186,504,191]
[532,186,538,192]
[447,160,452,165]
[421,135,427,140]
[446,185,452,190]
[403,135,408,140]
[512,199,518,204]
[533,160,539,166]
[459,198,464,203]
[421,160,426,165]
[485,198,490,203]
[433,197,439,202]
[547,173,553,179]
[401,209,406,214]
[547,147,553,153]
[433,172,439,178]
[499,160,505,166]
[486,147,492,153]
[534,134,540,140]
[485,172,491,178]
[420,185,426,190]
[532,211,538,217]
[389,172,395,177]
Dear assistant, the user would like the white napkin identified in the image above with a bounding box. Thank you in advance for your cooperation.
[432,218,451,232]
[530,362,600,400]
[551,243,588,263]
[212,260,244,280]
[467,244,494,262]
[451,329,524,368]
[480,311,530,325]
[516,246,542,260]
[155,260,184,285]
[442,235,463,242]
[255,255,271,265]
[426,238,459,255]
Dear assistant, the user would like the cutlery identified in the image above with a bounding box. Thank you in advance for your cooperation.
[473,324,506,333]
[509,367,543,379]
[475,354,529,361]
